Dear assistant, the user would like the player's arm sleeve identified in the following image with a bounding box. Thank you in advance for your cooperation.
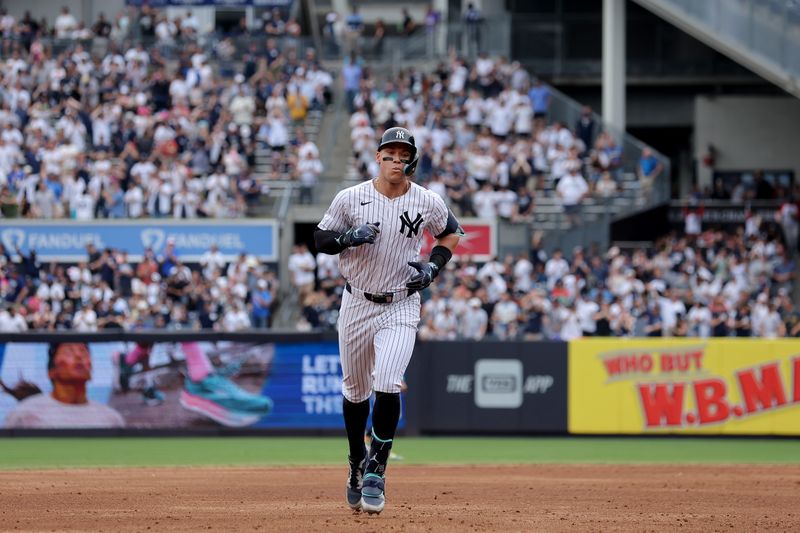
[314,228,347,255]
[428,193,464,239]
[315,190,352,254]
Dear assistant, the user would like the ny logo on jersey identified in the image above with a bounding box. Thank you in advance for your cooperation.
[399,211,423,238]
[395,130,405,139]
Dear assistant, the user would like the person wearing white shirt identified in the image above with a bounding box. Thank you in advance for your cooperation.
[488,99,513,138]
[472,182,497,219]
[460,298,489,340]
[448,59,468,94]
[222,302,251,331]
[200,244,226,279]
[475,55,494,79]
[372,91,399,127]
[576,293,600,336]
[230,92,256,126]
[172,185,198,218]
[153,123,176,146]
[54,7,78,38]
[513,255,533,293]
[494,186,518,220]
[72,192,95,220]
[513,100,533,137]
[659,290,686,335]
[427,174,448,201]
[157,180,173,216]
[124,183,144,218]
[430,124,453,154]
[130,159,157,187]
[463,90,485,127]
[155,17,176,43]
[298,139,320,160]
[687,303,712,337]
[432,307,458,340]
[467,146,496,185]
[545,249,570,290]
[73,306,98,332]
[316,252,340,282]
[556,170,589,226]
[759,304,785,338]
[559,304,583,340]
[0,306,28,332]
[492,292,520,340]
[296,153,323,204]
[288,244,316,297]
[266,111,289,150]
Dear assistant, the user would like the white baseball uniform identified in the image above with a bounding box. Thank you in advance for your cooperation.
[318,178,450,402]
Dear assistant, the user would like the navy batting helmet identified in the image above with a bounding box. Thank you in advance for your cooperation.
[377,127,418,176]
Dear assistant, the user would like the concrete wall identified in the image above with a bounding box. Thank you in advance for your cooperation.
[694,95,800,189]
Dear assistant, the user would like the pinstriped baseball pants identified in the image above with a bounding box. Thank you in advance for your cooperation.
[337,288,421,402]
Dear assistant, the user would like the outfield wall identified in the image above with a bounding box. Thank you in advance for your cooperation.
[0,333,798,436]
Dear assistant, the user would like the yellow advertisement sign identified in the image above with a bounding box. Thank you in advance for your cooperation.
[569,339,800,435]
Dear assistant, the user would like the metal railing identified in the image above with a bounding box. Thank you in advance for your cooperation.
[548,85,672,208]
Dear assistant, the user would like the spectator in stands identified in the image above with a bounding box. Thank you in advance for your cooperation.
[0,304,28,332]
[528,78,551,123]
[637,147,663,199]
[401,8,417,36]
[463,3,482,57]
[358,18,381,61]
[344,6,364,57]
[288,243,316,299]
[296,149,323,205]
[556,166,589,226]
[575,106,595,155]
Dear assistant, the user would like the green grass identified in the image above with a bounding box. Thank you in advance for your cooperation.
[0,437,799,470]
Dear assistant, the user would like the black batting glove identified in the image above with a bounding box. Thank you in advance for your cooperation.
[406,261,439,291]
[337,222,380,248]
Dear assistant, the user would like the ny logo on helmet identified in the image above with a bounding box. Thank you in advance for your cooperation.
[396,130,405,139]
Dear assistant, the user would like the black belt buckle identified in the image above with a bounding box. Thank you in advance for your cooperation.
[366,292,393,304]
[345,283,393,304]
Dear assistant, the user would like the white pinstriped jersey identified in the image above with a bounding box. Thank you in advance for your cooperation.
[318,179,449,294]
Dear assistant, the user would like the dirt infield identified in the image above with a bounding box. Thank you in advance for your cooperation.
[1,465,799,532]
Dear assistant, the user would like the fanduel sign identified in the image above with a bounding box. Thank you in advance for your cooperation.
[0,220,278,262]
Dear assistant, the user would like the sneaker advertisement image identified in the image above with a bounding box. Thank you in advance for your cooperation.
[0,340,406,431]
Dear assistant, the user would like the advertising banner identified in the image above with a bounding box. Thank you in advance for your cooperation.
[569,339,800,435]
[0,339,396,431]
[409,341,567,433]
[0,220,278,262]
[420,218,497,262]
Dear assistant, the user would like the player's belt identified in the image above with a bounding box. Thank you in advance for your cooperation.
[345,282,415,304]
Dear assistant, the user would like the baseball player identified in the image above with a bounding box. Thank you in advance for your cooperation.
[314,126,462,514]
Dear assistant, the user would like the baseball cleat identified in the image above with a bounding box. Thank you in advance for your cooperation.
[360,473,385,514]
[346,451,368,510]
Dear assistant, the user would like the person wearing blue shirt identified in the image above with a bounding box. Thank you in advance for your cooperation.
[105,182,126,218]
[528,79,551,120]
[637,147,662,198]
[342,52,363,113]
[251,279,273,328]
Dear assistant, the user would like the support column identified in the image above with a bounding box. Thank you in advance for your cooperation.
[602,0,626,139]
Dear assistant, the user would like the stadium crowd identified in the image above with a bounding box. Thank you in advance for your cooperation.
[2,5,798,340]
[346,50,663,224]
[0,241,279,332]
[297,217,798,339]
[0,5,330,221]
